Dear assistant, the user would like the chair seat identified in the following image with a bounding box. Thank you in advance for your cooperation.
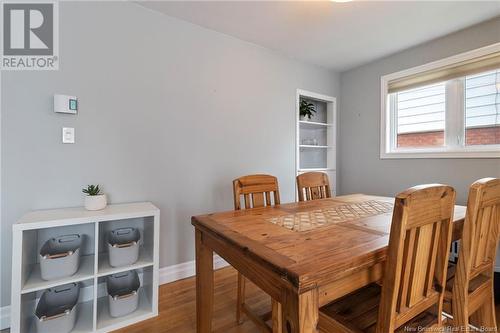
[319,284,438,333]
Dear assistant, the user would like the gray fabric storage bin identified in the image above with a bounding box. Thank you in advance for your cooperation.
[35,283,79,333]
[39,234,82,281]
[107,228,140,267]
[106,270,140,318]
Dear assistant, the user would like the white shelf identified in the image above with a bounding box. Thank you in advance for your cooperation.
[299,120,333,128]
[299,145,332,149]
[96,288,153,332]
[98,250,154,277]
[22,255,95,294]
[15,202,159,230]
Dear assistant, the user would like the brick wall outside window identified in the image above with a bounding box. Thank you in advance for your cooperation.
[466,126,500,145]
[397,126,500,147]
[397,131,444,147]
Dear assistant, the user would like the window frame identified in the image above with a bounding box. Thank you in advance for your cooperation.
[380,42,500,159]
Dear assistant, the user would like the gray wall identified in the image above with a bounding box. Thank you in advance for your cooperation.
[0,2,339,307]
[338,17,500,204]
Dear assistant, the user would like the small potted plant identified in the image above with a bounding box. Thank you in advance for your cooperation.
[82,185,107,211]
[300,100,316,121]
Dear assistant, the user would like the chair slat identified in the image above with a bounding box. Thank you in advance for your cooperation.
[244,194,251,209]
[397,228,416,313]
[474,207,487,267]
[407,224,434,307]
[311,187,320,200]
[425,222,441,297]
[265,192,271,206]
[253,192,265,208]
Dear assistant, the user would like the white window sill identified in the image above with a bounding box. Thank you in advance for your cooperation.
[381,147,500,159]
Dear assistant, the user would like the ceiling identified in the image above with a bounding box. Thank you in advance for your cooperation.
[138,1,500,72]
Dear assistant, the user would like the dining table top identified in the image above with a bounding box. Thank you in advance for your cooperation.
[191,194,466,291]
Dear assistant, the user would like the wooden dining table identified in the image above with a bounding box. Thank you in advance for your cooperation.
[191,194,466,333]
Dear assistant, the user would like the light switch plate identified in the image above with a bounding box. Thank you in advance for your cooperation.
[62,127,75,144]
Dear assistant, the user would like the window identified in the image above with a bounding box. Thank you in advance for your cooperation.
[381,43,500,158]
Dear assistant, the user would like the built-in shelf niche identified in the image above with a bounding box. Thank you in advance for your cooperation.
[296,89,337,196]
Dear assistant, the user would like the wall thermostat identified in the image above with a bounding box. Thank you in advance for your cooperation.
[54,94,78,114]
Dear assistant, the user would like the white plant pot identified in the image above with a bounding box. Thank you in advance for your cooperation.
[84,194,107,211]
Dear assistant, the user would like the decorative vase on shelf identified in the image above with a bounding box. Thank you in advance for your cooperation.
[82,184,107,211]
[85,194,107,211]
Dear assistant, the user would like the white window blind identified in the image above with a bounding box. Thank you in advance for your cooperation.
[396,83,446,134]
[388,51,500,93]
[465,69,500,128]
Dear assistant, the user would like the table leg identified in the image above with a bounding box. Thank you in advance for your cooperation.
[282,288,319,333]
[272,299,283,333]
[196,229,214,333]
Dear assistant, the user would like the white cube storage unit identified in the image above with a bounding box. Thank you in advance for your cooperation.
[11,202,160,333]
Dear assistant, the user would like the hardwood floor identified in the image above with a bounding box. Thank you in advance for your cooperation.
[114,267,267,333]
[2,266,500,333]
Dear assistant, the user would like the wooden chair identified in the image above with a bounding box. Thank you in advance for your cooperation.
[296,172,332,201]
[233,174,281,332]
[443,178,500,331]
[319,184,456,332]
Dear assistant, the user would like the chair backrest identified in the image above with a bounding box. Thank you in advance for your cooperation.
[296,172,332,202]
[376,184,456,332]
[453,178,500,303]
[233,174,280,210]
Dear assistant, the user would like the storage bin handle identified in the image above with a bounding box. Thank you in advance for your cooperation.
[45,250,75,259]
[113,272,130,279]
[114,228,134,236]
[113,241,137,248]
[39,309,70,322]
[113,290,137,300]
[53,285,73,293]
[56,234,80,243]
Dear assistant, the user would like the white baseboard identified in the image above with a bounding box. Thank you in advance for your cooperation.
[0,305,10,330]
[159,254,229,285]
[0,254,229,330]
